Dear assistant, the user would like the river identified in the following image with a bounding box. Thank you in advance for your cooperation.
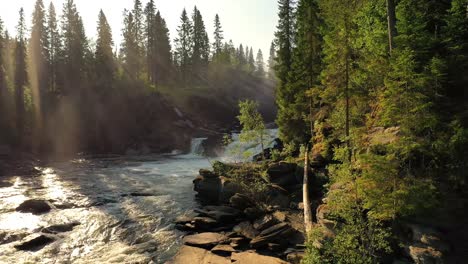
[0,130,278,264]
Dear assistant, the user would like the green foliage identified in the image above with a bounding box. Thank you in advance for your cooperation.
[237,100,268,159]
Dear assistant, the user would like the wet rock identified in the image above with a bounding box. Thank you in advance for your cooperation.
[169,245,231,264]
[211,244,236,256]
[266,162,298,187]
[15,200,51,215]
[175,215,194,225]
[233,221,259,239]
[253,214,278,231]
[204,205,241,216]
[129,192,155,197]
[0,231,29,245]
[231,251,289,264]
[250,223,293,249]
[14,235,55,251]
[192,217,218,230]
[41,222,80,234]
[199,169,218,179]
[0,180,13,188]
[183,232,227,249]
[230,193,254,210]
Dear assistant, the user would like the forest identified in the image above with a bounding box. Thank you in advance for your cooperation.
[0,0,467,263]
[0,0,275,157]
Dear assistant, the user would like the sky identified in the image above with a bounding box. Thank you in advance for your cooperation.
[0,0,277,57]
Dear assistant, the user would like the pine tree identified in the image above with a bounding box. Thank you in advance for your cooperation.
[174,9,193,85]
[268,41,276,79]
[121,9,139,79]
[15,8,28,143]
[279,0,322,144]
[144,0,156,84]
[154,11,172,84]
[132,0,144,77]
[248,47,255,73]
[255,49,265,77]
[61,0,88,94]
[95,10,114,90]
[237,44,246,69]
[191,7,210,80]
[274,0,294,85]
[47,2,60,93]
[213,14,224,59]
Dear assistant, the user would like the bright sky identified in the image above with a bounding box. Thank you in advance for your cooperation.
[0,0,277,56]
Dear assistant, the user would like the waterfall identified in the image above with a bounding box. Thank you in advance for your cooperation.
[222,129,279,162]
[189,138,208,155]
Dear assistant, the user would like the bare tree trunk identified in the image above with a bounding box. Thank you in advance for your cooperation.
[386,0,397,54]
[303,145,313,235]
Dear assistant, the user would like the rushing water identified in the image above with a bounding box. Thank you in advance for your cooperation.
[0,151,211,264]
[0,130,278,264]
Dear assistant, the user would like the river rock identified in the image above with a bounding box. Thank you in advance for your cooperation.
[169,245,231,264]
[231,251,289,264]
[230,193,254,210]
[211,244,236,256]
[183,232,227,249]
[253,214,278,231]
[233,221,259,239]
[250,223,293,249]
[192,217,219,230]
[266,162,298,187]
[14,235,55,251]
[193,176,221,202]
[15,200,51,215]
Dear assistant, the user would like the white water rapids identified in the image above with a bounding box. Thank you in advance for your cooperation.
[0,129,278,263]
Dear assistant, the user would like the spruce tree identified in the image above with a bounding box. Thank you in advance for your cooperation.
[95,10,114,90]
[174,9,193,85]
[15,8,28,143]
[248,47,255,73]
[268,41,276,79]
[255,49,265,77]
[47,2,60,93]
[144,0,156,84]
[213,14,224,59]
[154,11,172,84]
[121,10,139,79]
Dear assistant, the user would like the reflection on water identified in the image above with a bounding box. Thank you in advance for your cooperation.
[0,154,210,263]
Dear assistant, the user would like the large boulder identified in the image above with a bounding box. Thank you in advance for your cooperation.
[16,200,51,215]
[193,176,221,202]
[230,193,254,210]
[183,232,227,249]
[233,221,259,239]
[266,162,298,187]
[169,245,230,264]
[231,251,289,264]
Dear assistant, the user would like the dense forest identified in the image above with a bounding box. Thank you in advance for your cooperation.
[0,0,275,157]
[270,0,468,262]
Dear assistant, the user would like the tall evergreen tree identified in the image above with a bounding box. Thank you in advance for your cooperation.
[212,14,224,59]
[280,0,322,144]
[95,10,114,90]
[191,6,210,80]
[174,9,193,85]
[255,49,265,77]
[268,41,276,79]
[121,10,139,79]
[248,47,255,73]
[15,8,28,143]
[47,2,60,93]
[144,0,156,84]
[154,11,172,84]
[0,18,7,138]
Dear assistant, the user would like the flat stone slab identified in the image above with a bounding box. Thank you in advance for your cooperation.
[14,235,55,251]
[168,245,230,264]
[15,200,51,215]
[211,244,236,256]
[183,232,227,249]
[231,251,289,264]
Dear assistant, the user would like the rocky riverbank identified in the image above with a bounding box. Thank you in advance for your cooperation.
[168,161,320,263]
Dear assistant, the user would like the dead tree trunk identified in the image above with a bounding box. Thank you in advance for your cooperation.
[303,145,313,235]
[386,0,397,53]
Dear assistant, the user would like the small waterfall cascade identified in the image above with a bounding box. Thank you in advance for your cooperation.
[189,138,208,155]
[222,128,279,162]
